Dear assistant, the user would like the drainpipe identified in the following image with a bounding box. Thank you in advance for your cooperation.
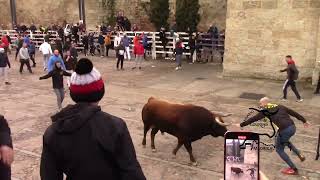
[10,0,17,28]
[79,0,86,25]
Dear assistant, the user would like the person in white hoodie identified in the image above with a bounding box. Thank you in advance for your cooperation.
[114,33,122,58]
[39,40,53,71]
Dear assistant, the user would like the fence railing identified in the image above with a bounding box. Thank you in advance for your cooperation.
[0,30,224,62]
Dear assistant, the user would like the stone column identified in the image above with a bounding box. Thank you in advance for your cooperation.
[79,0,86,25]
[10,0,17,27]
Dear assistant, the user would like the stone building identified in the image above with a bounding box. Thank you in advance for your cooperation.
[223,0,320,81]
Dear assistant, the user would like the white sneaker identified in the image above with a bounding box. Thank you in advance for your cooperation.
[178,66,182,70]
[296,99,303,103]
[281,98,288,102]
[175,67,179,71]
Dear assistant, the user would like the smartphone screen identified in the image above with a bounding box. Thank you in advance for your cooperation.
[224,132,259,180]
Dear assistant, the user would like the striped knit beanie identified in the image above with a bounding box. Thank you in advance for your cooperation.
[70,58,105,103]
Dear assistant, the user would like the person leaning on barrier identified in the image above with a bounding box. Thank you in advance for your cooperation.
[236,97,310,175]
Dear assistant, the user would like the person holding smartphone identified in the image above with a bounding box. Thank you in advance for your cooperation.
[238,97,310,175]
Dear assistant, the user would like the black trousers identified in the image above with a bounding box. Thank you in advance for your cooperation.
[29,53,36,66]
[283,79,301,99]
[19,59,33,73]
[117,55,124,69]
[105,45,111,56]
[0,163,10,180]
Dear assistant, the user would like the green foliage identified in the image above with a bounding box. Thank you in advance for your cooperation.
[148,0,170,30]
[101,0,116,26]
[176,0,200,32]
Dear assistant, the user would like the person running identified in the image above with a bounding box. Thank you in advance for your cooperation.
[14,35,23,61]
[247,168,256,178]
[174,39,184,70]
[116,41,125,70]
[40,58,146,180]
[63,50,77,87]
[239,97,310,175]
[114,33,122,58]
[39,61,71,110]
[104,33,112,57]
[132,40,144,70]
[70,42,78,62]
[28,40,36,67]
[18,43,33,74]
[0,115,14,180]
[47,50,66,72]
[280,55,303,102]
[39,40,53,71]
[0,48,11,85]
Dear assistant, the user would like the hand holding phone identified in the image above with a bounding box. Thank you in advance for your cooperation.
[224,131,260,180]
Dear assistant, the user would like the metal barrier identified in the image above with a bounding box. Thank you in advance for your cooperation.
[0,30,224,62]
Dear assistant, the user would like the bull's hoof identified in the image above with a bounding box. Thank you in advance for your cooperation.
[152,148,157,153]
[190,162,198,166]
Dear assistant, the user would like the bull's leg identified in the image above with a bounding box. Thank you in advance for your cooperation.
[184,142,197,166]
[173,140,183,156]
[142,124,151,147]
[151,128,159,152]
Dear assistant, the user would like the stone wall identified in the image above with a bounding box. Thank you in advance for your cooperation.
[224,0,320,80]
[15,0,79,26]
[0,0,12,28]
[0,0,227,31]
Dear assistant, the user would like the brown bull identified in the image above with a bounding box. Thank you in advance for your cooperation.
[141,97,231,165]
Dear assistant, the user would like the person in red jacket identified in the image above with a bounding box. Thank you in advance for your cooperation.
[132,40,144,70]
[1,36,9,53]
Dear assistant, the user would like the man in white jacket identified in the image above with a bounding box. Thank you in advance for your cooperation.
[114,33,122,58]
[39,40,52,71]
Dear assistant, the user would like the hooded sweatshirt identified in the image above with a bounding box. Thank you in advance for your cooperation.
[240,104,306,131]
[40,103,146,180]
[281,59,299,80]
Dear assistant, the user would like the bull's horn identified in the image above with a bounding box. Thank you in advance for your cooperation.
[219,113,233,117]
[215,117,231,127]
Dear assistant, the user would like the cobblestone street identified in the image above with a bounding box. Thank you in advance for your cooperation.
[1,53,319,180]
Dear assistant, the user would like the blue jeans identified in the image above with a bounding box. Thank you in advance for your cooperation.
[176,54,182,67]
[275,125,300,169]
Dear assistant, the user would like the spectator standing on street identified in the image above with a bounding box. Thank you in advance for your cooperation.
[39,40,53,71]
[315,74,320,95]
[116,41,125,70]
[98,33,105,57]
[47,50,66,72]
[239,97,309,175]
[0,115,14,180]
[104,33,112,57]
[1,34,9,54]
[88,33,95,56]
[82,33,89,56]
[188,34,196,63]
[70,42,78,62]
[72,24,79,43]
[40,58,146,180]
[0,48,11,85]
[55,37,64,58]
[18,43,33,74]
[121,34,131,60]
[132,39,144,70]
[174,39,184,70]
[28,40,36,67]
[159,27,168,58]
[63,50,77,87]
[280,55,303,102]
[14,34,23,61]
[39,61,71,110]
[114,33,122,58]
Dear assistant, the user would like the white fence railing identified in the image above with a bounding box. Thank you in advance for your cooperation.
[0,30,224,62]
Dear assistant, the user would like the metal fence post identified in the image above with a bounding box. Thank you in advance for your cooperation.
[152,32,156,60]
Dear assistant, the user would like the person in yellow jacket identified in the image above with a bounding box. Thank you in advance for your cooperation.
[104,33,112,57]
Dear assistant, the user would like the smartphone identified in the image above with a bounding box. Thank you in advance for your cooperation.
[224,132,259,180]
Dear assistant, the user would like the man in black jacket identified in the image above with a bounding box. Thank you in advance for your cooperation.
[40,58,146,180]
[0,115,14,180]
[280,55,303,102]
[239,97,310,175]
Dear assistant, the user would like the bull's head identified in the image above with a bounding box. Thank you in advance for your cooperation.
[211,113,232,137]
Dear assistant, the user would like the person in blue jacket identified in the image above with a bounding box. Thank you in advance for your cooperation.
[47,49,66,72]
